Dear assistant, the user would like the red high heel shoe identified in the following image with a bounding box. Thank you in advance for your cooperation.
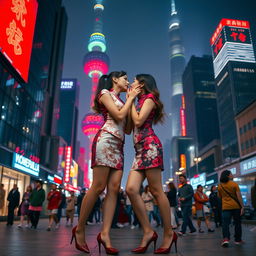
[97,232,119,255]
[70,226,90,254]
[154,231,178,254]
[131,231,158,254]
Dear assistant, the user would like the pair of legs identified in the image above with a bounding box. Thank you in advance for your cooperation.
[197,215,212,231]
[76,166,122,248]
[126,168,173,248]
[29,210,40,228]
[66,209,75,225]
[170,207,177,228]
[48,212,58,229]
[19,214,30,226]
[222,209,242,242]
[180,205,196,233]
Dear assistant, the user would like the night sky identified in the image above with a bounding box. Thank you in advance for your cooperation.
[62,0,256,186]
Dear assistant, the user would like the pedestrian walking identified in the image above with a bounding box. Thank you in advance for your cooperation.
[141,185,154,223]
[57,187,66,224]
[209,185,222,227]
[126,74,176,254]
[29,180,45,229]
[167,182,178,229]
[0,183,6,216]
[47,184,62,231]
[218,170,244,247]
[194,185,214,233]
[77,188,86,218]
[177,174,196,236]
[66,191,77,227]
[18,185,32,228]
[72,71,140,254]
[6,184,20,226]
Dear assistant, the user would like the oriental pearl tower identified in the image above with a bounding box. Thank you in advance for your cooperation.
[81,0,109,186]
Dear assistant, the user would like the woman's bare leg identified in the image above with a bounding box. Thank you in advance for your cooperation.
[101,169,123,247]
[146,168,173,248]
[126,170,155,247]
[75,166,110,245]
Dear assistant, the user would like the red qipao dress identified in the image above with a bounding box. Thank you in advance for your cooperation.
[91,89,126,170]
[131,93,164,171]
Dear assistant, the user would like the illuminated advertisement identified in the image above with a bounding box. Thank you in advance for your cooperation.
[12,153,39,176]
[180,154,186,169]
[240,156,256,175]
[64,146,72,183]
[60,79,76,90]
[70,160,78,189]
[47,174,62,185]
[0,0,38,82]
[190,173,206,190]
[210,19,255,78]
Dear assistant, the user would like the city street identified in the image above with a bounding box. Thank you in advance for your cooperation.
[1,219,255,256]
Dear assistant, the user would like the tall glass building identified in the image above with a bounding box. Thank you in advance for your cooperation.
[0,0,67,216]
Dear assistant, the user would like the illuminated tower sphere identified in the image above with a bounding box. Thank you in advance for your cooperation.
[169,0,186,137]
[82,0,109,140]
[81,113,104,140]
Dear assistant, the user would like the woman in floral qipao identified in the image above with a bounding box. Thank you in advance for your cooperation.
[72,71,141,254]
[126,74,177,254]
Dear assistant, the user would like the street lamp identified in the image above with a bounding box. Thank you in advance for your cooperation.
[193,157,202,174]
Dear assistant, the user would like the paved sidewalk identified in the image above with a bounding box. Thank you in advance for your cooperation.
[0,219,255,256]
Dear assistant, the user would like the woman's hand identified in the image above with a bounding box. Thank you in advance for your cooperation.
[127,84,141,99]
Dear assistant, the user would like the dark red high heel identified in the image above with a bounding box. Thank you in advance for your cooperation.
[70,226,90,254]
[154,231,178,254]
[131,231,158,254]
[97,232,119,255]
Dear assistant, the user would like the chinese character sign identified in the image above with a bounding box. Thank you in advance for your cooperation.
[0,0,38,82]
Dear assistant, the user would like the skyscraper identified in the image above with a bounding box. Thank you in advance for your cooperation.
[183,55,220,151]
[211,19,256,162]
[169,0,186,137]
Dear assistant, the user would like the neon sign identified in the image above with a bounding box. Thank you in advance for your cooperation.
[0,0,38,82]
[64,146,72,183]
[12,153,39,176]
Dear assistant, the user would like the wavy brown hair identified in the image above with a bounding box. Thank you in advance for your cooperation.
[93,71,127,113]
[136,74,164,124]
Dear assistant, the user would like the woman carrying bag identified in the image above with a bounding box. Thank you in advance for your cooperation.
[218,170,244,247]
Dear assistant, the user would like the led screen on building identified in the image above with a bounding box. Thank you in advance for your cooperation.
[0,0,38,82]
[210,19,255,78]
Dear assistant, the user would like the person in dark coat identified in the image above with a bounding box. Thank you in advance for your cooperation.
[167,182,178,228]
[7,184,20,226]
[77,188,86,218]
[209,185,222,227]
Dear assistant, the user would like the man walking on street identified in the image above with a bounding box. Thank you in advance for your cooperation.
[47,184,61,231]
[178,174,196,235]
[6,184,20,226]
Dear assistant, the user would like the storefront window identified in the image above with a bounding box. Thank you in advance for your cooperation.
[0,166,30,216]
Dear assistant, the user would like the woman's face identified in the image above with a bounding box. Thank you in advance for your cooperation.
[115,75,129,92]
[131,78,143,89]
[228,172,234,180]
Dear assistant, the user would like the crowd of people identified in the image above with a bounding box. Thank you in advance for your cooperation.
[1,70,255,255]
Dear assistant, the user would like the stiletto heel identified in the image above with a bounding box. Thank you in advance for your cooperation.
[131,231,158,254]
[71,226,90,254]
[97,232,119,255]
[154,231,178,254]
[70,235,74,244]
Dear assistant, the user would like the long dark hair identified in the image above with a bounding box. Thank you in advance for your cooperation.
[220,170,231,183]
[136,74,164,124]
[93,71,127,113]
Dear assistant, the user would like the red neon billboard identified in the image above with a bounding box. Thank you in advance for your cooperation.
[64,146,72,183]
[0,0,38,82]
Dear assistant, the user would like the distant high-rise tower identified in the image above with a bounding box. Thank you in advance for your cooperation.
[169,0,186,137]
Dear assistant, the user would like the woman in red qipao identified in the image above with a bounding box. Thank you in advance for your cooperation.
[71,71,141,255]
[126,74,177,254]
